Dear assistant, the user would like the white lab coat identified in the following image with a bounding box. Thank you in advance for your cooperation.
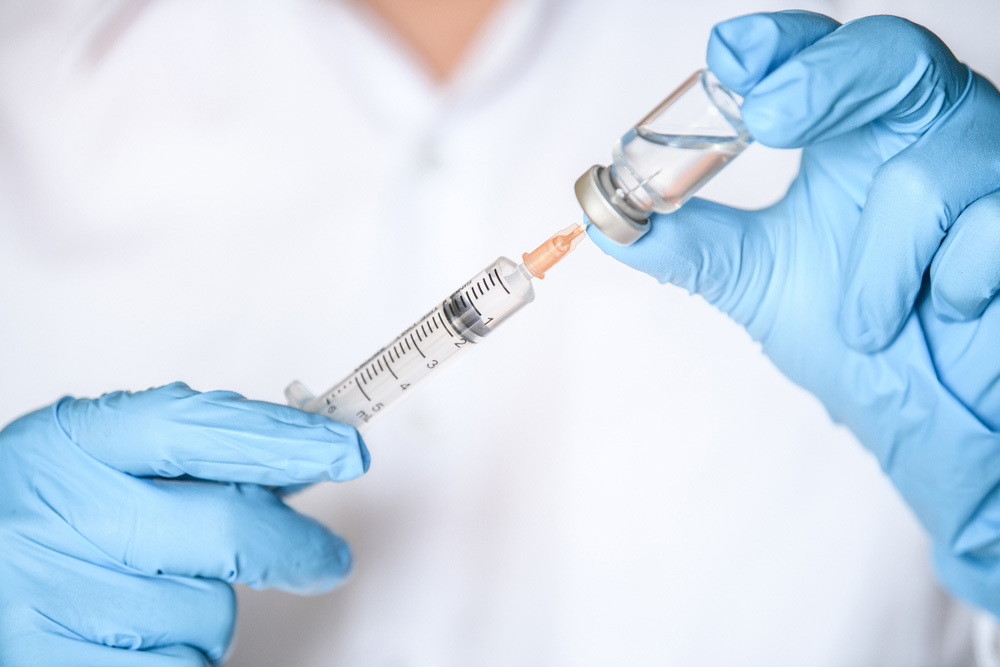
[1,0,999,664]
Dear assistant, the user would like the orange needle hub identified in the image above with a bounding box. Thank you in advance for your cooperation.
[522,224,587,279]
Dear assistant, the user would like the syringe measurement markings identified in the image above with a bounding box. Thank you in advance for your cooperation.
[382,354,398,379]
[435,311,454,337]
[301,258,533,429]
[355,375,372,401]
[365,315,445,385]
[408,332,426,357]
[493,268,510,294]
[464,291,482,316]
[338,377,356,394]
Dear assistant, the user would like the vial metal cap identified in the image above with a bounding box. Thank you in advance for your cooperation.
[574,165,649,245]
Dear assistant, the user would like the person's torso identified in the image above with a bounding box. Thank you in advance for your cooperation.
[1,0,996,664]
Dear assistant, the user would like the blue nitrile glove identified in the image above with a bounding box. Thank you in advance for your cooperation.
[589,12,1000,615]
[0,382,368,665]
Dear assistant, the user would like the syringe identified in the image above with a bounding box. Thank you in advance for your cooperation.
[287,69,752,428]
[286,224,587,430]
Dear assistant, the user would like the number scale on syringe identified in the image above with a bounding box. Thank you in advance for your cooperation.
[285,256,536,429]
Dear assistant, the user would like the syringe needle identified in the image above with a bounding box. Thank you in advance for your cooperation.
[521,223,588,279]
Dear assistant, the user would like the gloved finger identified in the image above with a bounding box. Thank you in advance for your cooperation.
[29,431,352,593]
[144,646,212,666]
[839,79,1000,351]
[929,190,1000,321]
[6,638,209,667]
[12,544,234,663]
[55,382,369,486]
[587,199,775,335]
[918,287,1000,432]
[91,480,351,593]
[933,544,1000,618]
[2,617,209,667]
[707,10,840,96]
[866,330,1000,557]
[737,15,970,148]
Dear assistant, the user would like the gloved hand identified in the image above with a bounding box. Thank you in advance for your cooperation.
[589,12,1000,614]
[0,382,369,665]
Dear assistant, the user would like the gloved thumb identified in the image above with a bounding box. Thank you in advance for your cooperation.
[587,199,775,336]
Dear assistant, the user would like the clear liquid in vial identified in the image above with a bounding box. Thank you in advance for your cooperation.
[611,127,749,214]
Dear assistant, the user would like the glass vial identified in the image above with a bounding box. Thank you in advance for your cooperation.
[575,69,751,245]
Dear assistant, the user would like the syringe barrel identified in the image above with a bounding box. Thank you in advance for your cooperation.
[287,257,534,430]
